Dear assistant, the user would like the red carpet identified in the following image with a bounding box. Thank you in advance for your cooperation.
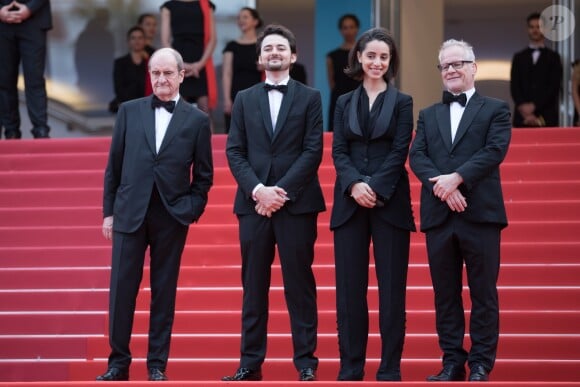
[0,128,579,385]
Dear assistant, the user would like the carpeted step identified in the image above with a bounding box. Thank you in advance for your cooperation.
[2,220,579,248]
[2,286,579,312]
[3,310,579,336]
[1,241,579,269]
[1,263,579,289]
[2,199,579,227]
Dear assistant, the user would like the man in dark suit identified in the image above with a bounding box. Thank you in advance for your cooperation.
[409,39,511,382]
[0,0,52,139]
[97,47,213,382]
[510,12,562,127]
[222,24,325,382]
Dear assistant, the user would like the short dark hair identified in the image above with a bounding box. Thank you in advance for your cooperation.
[344,27,399,82]
[527,12,541,24]
[256,24,297,57]
[126,25,145,39]
[137,13,155,25]
[338,13,360,30]
[241,7,263,29]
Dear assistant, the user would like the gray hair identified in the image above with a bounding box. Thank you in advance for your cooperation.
[438,39,475,63]
[149,47,184,72]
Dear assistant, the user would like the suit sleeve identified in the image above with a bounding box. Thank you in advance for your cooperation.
[455,101,512,190]
[25,0,48,14]
[226,93,262,198]
[275,90,324,200]
[190,115,213,221]
[368,94,414,200]
[409,108,442,190]
[103,103,127,218]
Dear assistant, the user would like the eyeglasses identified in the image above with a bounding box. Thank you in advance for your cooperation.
[437,60,473,72]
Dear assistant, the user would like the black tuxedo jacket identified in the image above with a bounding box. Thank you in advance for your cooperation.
[103,95,213,233]
[510,47,562,127]
[330,85,415,232]
[0,0,52,31]
[226,79,326,215]
[409,92,511,232]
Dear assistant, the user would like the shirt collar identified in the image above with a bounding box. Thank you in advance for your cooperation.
[265,76,290,86]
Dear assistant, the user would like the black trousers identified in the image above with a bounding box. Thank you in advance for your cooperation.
[333,207,410,380]
[0,24,49,136]
[237,209,319,371]
[426,214,501,372]
[107,187,189,371]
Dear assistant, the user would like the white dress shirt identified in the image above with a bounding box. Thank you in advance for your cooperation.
[154,96,179,152]
[265,76,289,130]
[449,88,475,143]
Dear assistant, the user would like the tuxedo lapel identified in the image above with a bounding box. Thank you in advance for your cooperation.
[435,103,452,151]
[370,86,397,139]
[452,93,484,150]
[157,98,187,155]
[142,96,157,155]
[348,86,363,136]
[259,86,274,140]
[271,80,295,143]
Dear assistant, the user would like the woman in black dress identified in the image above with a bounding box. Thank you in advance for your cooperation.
[326,14,360,131]
[161,0,216,115]
[221,7,263,133]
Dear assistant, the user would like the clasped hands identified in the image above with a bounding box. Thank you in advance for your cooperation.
[254,186,288,218]
[429,172,467,212]
[0,1,31,24]
[350,182,378,208]
[184,61,205,78]
[518,102,544,127]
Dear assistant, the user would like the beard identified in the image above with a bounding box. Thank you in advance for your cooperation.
[263,58,290,72]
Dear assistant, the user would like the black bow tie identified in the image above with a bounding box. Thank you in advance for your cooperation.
[264,83,288,93]
[151,96,176,113]
[442,91,467,107]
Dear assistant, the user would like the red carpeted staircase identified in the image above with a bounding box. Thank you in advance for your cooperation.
[0,128,579,386]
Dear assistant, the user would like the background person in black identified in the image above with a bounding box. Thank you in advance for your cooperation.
[161,0,216,115]
[0,0,52,139]
[221,6,263,133]
[137,12,157,56]
[326,13,360,131]
[109,26,150,114]
[510,12,562,127]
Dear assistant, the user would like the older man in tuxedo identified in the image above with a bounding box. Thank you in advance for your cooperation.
[98,47,213,382]
[409,39,511,382]
[223,24,325,382]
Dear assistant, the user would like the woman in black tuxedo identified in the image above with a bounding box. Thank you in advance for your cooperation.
[330,27,415,381]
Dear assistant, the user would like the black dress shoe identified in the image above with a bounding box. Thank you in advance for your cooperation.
[31,127,50,139]
[469,364,489,381]
[96,367,129,381]
[426,364,466,381]
[299,367,317,381]
[4,130,21,139]
[222,367,262,381]
[148,368,168,381]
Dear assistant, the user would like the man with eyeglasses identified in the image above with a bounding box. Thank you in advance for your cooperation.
[409,39,511,382]
[510,12,562,127]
